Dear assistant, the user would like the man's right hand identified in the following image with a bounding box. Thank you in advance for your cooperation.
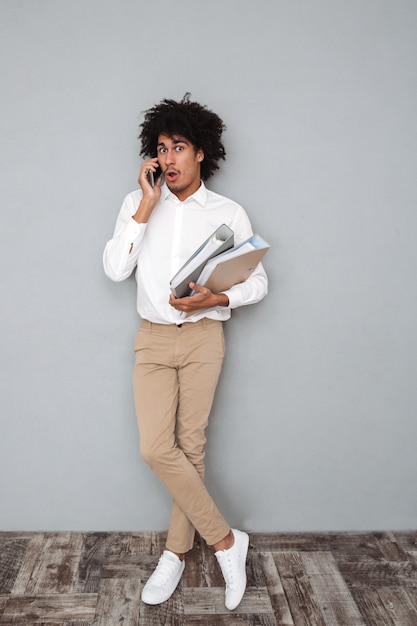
[133,159,163,223]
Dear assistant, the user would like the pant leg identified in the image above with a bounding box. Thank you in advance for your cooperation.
[166,319,226,552]
[132,319,230,553]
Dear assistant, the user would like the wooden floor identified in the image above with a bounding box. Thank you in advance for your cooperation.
[1,531,417,625]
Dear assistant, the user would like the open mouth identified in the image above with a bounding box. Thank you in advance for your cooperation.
[165,169,179,183]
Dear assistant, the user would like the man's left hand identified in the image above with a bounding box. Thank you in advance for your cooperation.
[169,283,229,313]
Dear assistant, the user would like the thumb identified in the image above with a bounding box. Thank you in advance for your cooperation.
[189,282,204,294]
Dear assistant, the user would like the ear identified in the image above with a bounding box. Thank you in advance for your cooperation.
[197,148,204,162]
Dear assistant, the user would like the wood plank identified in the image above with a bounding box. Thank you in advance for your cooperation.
[105,531,166,559]
[181,617,256,626]
[0,595,9,618]
[251,532,378,554]
[274,551,327,626]
[100,552,153,580]
[0,536,30,593]
[0,622,67,626]
[182,536,224,589]
[404,587,417,615]
[0,533,34,540]
[128,531,168,557]
[375,532,411,562]
[391,532,417,552]
[247,546,267,588]
[0,593,97,624]
[182,587,273,615]
[182,536,210,588]
[11,534,46,594]
[351,587,399,626]
[301,551,365,625]
[183,617,276,626]
[339,558,417,589]
[24,533,84,595]
[94,578,141,626]
[353,586,417,626]
[377,588,417,626]
[256,552,294,626]
[102,532,134,558]
[74,532,108,594]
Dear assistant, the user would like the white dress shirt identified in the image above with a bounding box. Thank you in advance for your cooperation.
[103,182,268,324]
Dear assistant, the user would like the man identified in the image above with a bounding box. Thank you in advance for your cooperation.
[103,94,268,610]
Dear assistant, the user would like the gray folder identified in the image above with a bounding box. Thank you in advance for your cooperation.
[170,224,234,298]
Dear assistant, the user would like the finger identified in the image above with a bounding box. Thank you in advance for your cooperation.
[189,282,211,297]
[145,158,159,172]
[139,162,159,188]
[188,282,203,293]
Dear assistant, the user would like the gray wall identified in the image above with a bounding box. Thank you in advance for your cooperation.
[1,0,416,532]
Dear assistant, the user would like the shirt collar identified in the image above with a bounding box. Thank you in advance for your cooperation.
[161,181,207,207]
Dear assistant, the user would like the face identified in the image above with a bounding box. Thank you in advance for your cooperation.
[157,134,204,201]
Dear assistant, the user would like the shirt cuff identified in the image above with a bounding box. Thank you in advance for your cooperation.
[222,288,240,309]
[125,217,146,241]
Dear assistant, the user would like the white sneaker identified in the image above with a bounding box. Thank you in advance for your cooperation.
[215,528,249,610]
[141,550,185,605]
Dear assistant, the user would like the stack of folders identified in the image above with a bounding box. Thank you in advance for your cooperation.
[170,224,270,298]
[170,224,234,298]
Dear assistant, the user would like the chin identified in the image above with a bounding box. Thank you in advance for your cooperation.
[167,182,184,193]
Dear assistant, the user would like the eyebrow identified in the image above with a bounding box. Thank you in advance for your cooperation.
[157,137,190,148]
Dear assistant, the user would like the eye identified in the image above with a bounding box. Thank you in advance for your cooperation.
[175,145,184,152]
[158,147,167,154]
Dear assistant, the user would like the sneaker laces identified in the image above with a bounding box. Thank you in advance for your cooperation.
[149,553,180,588]
[217,551,236,589]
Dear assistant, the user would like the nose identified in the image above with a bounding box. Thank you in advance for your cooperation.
[165,148,175,166]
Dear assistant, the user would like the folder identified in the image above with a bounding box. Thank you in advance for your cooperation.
[195,234,270,294]
[170,224,234,298]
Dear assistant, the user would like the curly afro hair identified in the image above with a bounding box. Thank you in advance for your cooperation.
[139,93,226,180]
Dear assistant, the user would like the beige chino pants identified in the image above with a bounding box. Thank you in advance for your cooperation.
[133,317,230,554]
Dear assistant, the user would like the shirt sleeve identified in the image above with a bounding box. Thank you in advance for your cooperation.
[103,192,147,282]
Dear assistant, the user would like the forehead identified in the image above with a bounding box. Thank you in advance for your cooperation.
[157,133,192,146]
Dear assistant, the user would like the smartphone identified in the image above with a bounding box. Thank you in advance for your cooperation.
[147,165,162,187]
